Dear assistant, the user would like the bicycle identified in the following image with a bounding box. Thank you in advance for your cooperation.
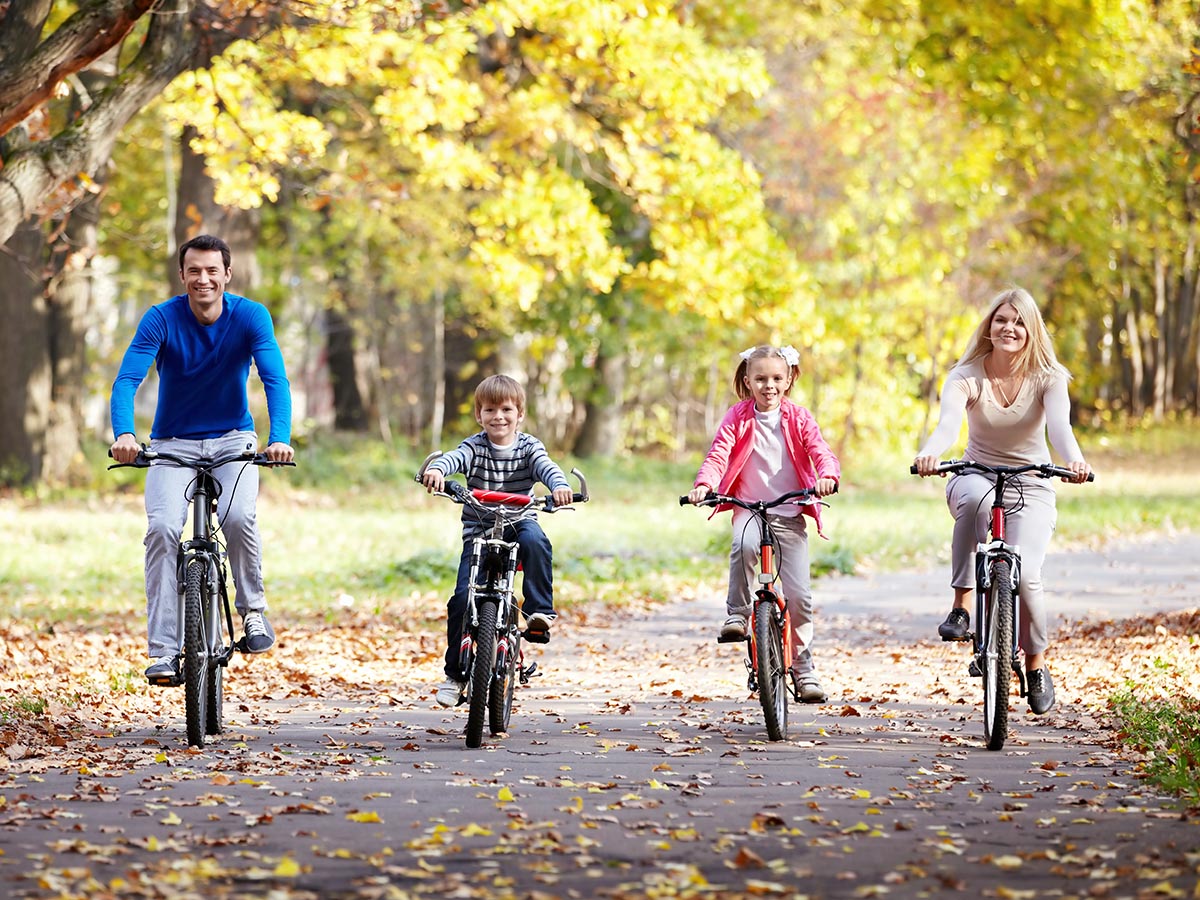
[109,447,295,749]
[416,452,589,749]
[910,459,1092,750]
[679,487,831,742]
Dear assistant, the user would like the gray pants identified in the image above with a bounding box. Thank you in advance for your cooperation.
[727,511,816,676]
[144,431,266,659]
[947,473,1057,656]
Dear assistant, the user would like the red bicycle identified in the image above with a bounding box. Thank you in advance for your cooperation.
[681,488,828,742]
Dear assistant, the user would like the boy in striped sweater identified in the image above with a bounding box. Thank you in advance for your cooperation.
[421,375,574,706]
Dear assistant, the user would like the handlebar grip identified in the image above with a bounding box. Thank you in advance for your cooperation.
[571,492,586,504]
[909,464,918,475]
[679,495,690,506]
[1087,472,1095,482]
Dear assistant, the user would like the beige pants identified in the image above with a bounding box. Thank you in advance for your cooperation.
[726,510,816,676]
[947,472,1057,656]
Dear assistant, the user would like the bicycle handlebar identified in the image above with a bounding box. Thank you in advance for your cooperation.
[678,485,834,510]
[415,451,589,512]
[108,447,297,470]
[909,459,1093,482]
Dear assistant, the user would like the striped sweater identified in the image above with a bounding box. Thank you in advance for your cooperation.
[429,432,570,537]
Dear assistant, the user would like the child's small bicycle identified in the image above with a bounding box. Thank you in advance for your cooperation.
[680,487,830,742]
[109,447,295,748]
[417,453,589,749]
[911,459,1092,750]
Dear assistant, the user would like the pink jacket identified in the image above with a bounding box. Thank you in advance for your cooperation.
[693,398,841,537]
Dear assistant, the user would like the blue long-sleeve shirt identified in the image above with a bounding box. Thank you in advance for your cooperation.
[110,293,292,445]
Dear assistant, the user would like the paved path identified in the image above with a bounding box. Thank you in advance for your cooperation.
[1,535,1198,898]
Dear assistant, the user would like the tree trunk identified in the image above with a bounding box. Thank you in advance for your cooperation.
[326,303,368,431]
[0,223,49,484]
[572,348,626,458]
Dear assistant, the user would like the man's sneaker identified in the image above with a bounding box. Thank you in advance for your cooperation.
[719,614,747,642]
[938,607,971,642]
[145,656,180,683]
[242,611,275,653]
[1027,667,1056,715]
[436,677,465,707]
[791,672,828,704]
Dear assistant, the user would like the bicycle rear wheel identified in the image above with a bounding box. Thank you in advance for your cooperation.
[183,559,210,748]
[754,598,789,741]
[982,558,1014,750]
[466,599,499,749]
[489,616,520,736]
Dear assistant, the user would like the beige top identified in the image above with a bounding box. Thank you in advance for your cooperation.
[919,358,1085,468]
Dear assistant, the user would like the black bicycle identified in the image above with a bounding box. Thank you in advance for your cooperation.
[109,448,295,748]
[417,453,588,749]
[911,459,1092,750]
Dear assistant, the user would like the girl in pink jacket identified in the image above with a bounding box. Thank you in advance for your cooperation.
[688,345,841,703]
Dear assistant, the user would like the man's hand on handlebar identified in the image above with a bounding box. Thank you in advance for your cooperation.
[265,442,295,464]
[110,433,141,465]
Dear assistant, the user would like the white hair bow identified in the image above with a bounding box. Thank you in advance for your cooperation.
[740,345,800,367]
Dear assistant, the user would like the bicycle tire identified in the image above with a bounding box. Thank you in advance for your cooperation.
[466,599,499,749]
[183,559,209,748]
[489,616,519,736]
[982,558,1014,751]
[754,598,789,742]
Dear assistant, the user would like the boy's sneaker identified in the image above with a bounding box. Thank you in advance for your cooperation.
[938,608,970,642]
[719,614,747,642]
[145,656,180,682]
[242,611,275,653]
[791,672,828,704]
[525,612,554,643]
[436,678,466,707]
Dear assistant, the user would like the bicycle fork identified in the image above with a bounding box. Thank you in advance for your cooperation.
[972,541,1026,696]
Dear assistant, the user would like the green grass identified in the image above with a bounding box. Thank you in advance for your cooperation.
[1110,685,1200,809]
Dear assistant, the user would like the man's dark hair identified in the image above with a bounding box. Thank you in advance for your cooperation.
[178,234,232,271]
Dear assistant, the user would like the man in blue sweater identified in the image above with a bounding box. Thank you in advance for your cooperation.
[110,235,294,682]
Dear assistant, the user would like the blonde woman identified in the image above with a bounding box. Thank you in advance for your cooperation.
[913,288,1091,715]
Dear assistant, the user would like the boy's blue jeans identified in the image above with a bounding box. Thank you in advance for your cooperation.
[444,518,555,679]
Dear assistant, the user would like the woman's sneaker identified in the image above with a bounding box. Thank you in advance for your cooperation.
[1026,667,1056,714]
[937,608,970,642]
[436,678,466,707]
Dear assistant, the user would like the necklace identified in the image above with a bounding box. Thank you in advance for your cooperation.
[985,358,1022,407]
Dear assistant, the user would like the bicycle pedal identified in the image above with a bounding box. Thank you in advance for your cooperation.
[147,674,182,688]
[717,633,747,644]
[940,633,973,643]
[520,661,539,684]
[232,636,249,653]
[967,659,983,677]
[523,629,550,644]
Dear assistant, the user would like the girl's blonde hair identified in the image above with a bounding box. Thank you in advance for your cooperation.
[956,287,1070,380]
[733,345,800,400]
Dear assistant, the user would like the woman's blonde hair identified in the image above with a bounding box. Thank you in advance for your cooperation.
[733,345,800,401]
[956,287,1070,379]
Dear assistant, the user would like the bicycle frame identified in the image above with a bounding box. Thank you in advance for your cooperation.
[416,452,588,748]
[746,520,793,692]
[913,458,1092,750]
[109,447,294,747]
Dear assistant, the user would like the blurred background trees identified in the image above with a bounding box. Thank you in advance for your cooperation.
[2,0,1198,486]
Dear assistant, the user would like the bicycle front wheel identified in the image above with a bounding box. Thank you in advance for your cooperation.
[466,599,499,749]
[982,558,1014,751]
[754,599,789,741]
[489,616,520,736]
[183,559,210,748]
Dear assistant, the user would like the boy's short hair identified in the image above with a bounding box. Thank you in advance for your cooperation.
[475,374,526,415]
